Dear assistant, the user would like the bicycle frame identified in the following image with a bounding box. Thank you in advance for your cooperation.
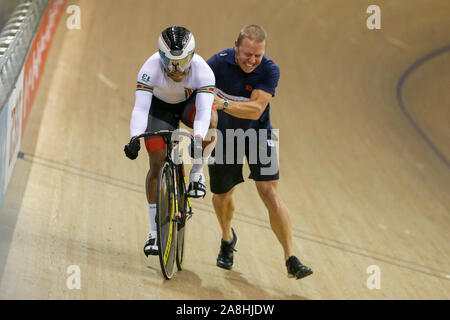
[135,129,193,220]
[133,130,194,278]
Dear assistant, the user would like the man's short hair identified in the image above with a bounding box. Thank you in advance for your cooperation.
[236,24,267,47]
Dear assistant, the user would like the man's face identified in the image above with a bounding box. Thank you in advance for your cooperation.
[234,37,265,73]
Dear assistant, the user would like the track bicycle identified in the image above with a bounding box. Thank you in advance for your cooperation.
[131,130,195,280]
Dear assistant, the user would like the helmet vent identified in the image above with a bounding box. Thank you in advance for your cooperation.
[162,26,191,51]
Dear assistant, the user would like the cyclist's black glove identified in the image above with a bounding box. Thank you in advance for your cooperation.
[189,135,203,160]
[124,137,140,160]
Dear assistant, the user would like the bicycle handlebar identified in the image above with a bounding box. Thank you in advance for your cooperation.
[132,130,194,145]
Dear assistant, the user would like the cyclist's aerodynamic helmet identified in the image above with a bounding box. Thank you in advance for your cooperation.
[158,26,195,72]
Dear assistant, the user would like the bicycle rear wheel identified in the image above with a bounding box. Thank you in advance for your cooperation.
[156,161,177,280]
[176,171,188,270]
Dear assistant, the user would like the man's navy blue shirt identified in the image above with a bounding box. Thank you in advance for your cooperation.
[207,48,280,134]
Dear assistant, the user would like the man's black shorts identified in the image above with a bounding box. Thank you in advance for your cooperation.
[208,130,279,194]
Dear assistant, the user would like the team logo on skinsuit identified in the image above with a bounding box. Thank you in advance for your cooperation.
[245,84,253,92]
[141,74,151,82]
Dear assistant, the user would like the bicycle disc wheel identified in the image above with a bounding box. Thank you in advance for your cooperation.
[156,162,177,280]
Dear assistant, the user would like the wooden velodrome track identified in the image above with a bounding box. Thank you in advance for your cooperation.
[0,0,449,299]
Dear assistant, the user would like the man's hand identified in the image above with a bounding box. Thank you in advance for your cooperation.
[124,137,141,160]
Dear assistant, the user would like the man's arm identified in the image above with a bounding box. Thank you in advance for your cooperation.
[214,89,272,120]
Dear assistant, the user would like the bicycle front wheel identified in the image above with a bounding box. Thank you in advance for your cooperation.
[156,161,177,280]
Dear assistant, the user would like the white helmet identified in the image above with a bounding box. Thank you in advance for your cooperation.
[158,26,195,72]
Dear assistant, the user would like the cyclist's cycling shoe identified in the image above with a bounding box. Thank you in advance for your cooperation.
[144,231,158,257]
[216,228,238,270]
[286,256,313,279]
[187,171,206,198]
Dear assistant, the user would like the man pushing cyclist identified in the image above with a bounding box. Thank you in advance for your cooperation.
[207,25,313,280]
[124,26,217,257]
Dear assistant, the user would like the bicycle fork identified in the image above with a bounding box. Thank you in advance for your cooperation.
[172,166,193,225]
[172,167,180,221]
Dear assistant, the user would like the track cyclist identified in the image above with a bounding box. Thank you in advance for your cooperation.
[124,26,217,257]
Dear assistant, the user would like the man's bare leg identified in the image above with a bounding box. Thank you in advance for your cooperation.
[255,180,294,260]
[212,187,236,242]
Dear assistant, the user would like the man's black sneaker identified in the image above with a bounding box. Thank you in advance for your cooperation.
[216,228,238,270]
[286,256,313,279]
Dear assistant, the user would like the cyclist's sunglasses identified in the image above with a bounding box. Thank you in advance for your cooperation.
[159,51,193,72]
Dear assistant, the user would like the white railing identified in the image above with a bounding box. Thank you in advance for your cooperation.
[0,0,49,114]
